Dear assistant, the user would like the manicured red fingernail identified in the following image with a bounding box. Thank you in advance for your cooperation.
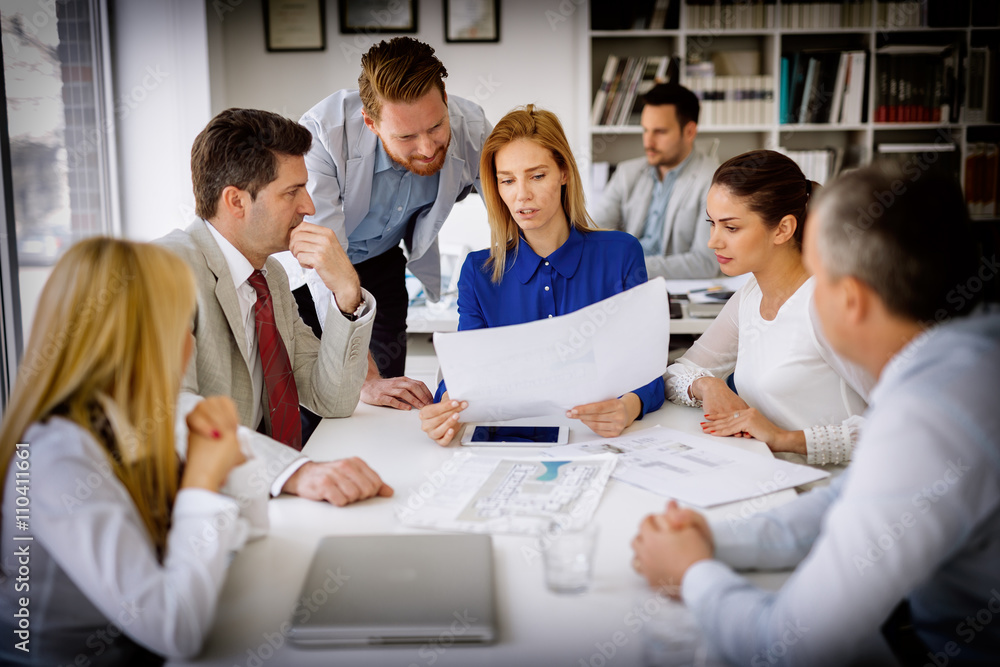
[699,422,707,425]
[212,430,221,438]
[709,430,716,434]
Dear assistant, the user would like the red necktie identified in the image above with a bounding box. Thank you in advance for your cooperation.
[247,270,302,450]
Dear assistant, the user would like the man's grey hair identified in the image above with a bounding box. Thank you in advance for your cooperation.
[811,162,979,323]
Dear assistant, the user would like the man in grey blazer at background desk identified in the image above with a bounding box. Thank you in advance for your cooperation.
[159,108,392,507]
[591,83,718,279]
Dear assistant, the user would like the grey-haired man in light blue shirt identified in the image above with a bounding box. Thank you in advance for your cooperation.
[632,164,1000,665]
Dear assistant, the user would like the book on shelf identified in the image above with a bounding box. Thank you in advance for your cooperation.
[591,55,620,126]
[619,57,648,125]
[593,55,676,127]
[784,53,805,124]
[650,0,672,29]
[600,57,628,125]
[841,51,867,124]
[605,57,640,125]
[875,44,960,124]
[783,49,860,124]
[965,143,999,218]
[776,147,843,185]
[828,52,850,126]
[779,57,791,124]
[685,0,776,31]
[797,57,821,123]
[781,0,874,29]
[684,75,776,126]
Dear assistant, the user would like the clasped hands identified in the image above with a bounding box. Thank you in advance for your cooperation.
[418,392,643,446]
[631,500,714,599]
[186,396,393,506]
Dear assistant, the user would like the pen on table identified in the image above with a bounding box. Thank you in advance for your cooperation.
[688,286,724,293]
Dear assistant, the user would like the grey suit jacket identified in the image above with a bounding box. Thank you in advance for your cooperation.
[591,150,719,279]
[158,219,374,432]
[299,90,492,300]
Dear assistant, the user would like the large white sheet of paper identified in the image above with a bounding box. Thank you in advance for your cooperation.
[433,277,670,421]
[395,453,616,535]
[541,426,829,508]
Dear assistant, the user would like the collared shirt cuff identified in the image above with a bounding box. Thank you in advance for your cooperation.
[331,288,373,320]
[707,517,763,568]
[174,488,241,516]
[270,457,310,497]
[682,559,744,608]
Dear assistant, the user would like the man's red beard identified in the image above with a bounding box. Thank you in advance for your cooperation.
[384,136,450,176]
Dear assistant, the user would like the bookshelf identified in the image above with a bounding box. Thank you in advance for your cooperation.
[580,0,1000,221]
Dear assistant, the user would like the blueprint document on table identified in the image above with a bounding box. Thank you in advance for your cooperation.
[395,453,616,535]
[432,278,670,422]
[541,427,829,508]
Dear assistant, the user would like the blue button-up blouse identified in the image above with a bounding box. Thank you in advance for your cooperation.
[434,226,666,418]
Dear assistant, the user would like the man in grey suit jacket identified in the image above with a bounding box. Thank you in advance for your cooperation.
[289,37,492,410]
[591,84,719,279]
[159,108,392,507]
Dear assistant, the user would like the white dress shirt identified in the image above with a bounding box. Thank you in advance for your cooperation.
[665,276,874,465]
[205,222,265,427]
[681,307,1000,665]
[202,224,310,494]
[0,418,249,663]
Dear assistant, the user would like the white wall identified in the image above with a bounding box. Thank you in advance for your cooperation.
[113,0,213,241]
[206,0,583,251]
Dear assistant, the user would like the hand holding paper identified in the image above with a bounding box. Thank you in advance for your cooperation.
[433,278,671,422]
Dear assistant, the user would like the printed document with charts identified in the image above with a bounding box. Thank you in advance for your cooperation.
[542,426,829,508]
[395,452,616,535]
[432,278,670,422]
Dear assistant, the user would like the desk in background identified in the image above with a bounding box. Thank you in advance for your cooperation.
[172,401,797,667]
[407,302,718,336]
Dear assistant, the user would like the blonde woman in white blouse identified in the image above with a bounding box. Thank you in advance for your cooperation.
[665,150,873,465]
[0,239,248,665]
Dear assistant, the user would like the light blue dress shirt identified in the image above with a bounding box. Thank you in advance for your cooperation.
[435,227,666,418]
[681,307,1000,665]
[638,153,692,256]
[346,138,440,264]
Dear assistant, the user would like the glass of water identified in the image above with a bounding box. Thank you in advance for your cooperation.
[541,522,598,594]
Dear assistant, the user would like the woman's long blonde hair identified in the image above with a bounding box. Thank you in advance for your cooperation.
[479,105,595,283]
[0,238,197,556]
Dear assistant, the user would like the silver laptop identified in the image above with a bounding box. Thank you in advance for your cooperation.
[287,534,497,647]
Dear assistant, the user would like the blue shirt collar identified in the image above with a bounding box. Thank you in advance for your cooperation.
[374,138,407,174]
[510,225,586,284]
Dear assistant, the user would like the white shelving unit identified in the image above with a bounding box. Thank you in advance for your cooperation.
[578,1,1000,209]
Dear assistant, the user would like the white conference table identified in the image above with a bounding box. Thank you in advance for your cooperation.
[173,400,798,667]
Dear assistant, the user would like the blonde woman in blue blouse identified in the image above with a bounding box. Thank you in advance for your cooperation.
[419,105,665,446]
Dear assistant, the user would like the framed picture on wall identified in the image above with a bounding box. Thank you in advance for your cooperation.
[264,0,326,51]
[445,0,500,43]
[340,0,418,34]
